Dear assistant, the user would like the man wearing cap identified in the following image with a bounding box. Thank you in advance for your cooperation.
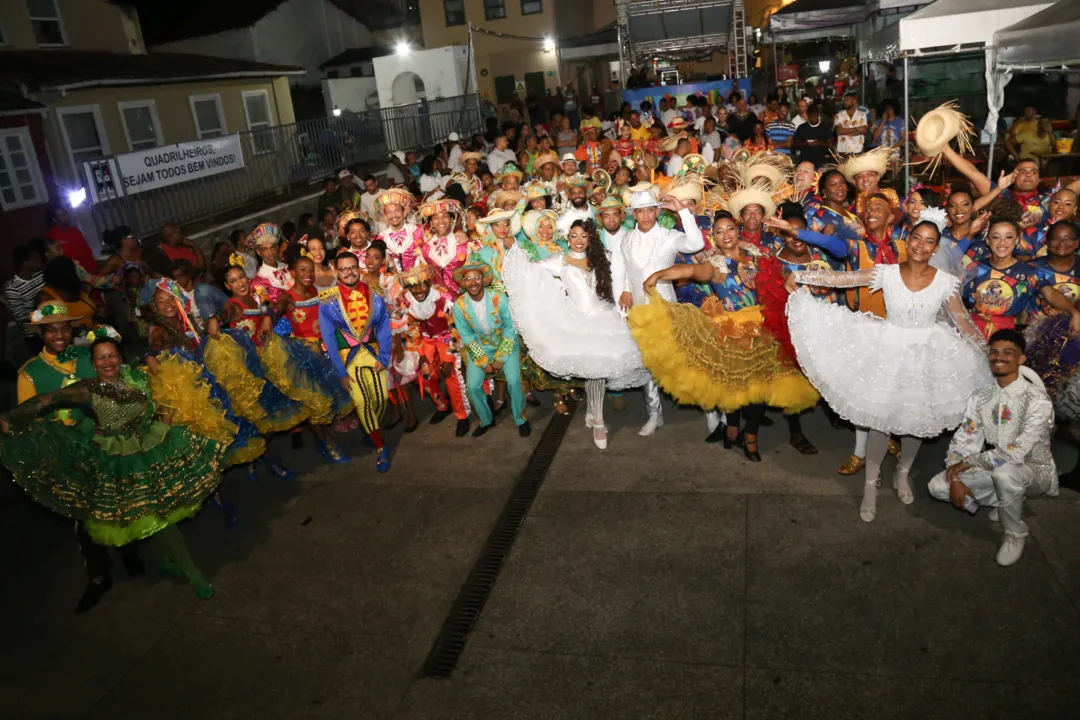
[575,117,612,175]
[447,132,464,171]
[621,188,705,435]
[419,197,470,296]
[17,301,142,613]
[451,261,531,438]
[487,134,517,175]
[457,151,485,202]
[557,176,595,237]
[248,223,294,306]
[320,251,393,472]
[401,265,471,436]
[374,188,424,274]
[337,168,361,210]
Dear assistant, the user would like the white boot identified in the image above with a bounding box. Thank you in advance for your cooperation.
[996,532,1026,566]
[593,426,608,450]
[638,413,663,436]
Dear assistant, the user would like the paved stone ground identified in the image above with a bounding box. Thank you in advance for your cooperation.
[1,396,1078,719]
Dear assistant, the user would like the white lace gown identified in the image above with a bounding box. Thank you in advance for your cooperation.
[503,244,650,390]
[787,264,993,437]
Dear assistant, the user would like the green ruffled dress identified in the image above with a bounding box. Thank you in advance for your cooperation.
[0,366,227,546]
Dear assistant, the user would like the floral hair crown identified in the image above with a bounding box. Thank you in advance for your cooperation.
[918,206,948,233]
[86,325,122,344]
[228,253,247,268]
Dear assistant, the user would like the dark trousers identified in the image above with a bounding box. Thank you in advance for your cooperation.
[76,523,139,581]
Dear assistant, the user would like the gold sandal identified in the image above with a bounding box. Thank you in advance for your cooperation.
[838,454,866,475]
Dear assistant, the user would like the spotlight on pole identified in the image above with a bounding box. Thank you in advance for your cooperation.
[818,59,831,73]
[543,37,556,52]
[396,41,411,56]
[332,106,342,117]
[68,187,87,208]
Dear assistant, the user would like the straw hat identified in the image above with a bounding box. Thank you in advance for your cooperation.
[667,117,689,132]
[740,151,794,192]
[581,116,603,132]
[521,209,559,242]
[524,183,551,200]
[452,260,495,287]
[665,172,705,205]
[459,151,483,164]
[399,264,433,288]
[490,188,524,209]
[565,173,592,189]
[597,195,625,212]
[419,196,465,223]
[373,187,416,214]
[496,162,524,182]
[659,132,687,154]
[534,151,560,169]
[708,175,778,219]
[27,301,79,326]
[335,209,372,237]
[915,101,973,158]
[476,207,522,237]
[837,146,891,183]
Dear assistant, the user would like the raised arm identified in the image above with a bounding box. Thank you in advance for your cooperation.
[941,146,992,197]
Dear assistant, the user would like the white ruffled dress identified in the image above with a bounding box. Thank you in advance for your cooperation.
[787,263,993,437]
[503,245,649,390]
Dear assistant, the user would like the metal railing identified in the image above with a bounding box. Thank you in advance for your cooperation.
[85,94,490,238]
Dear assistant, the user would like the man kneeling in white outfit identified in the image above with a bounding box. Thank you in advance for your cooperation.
[928,329,1058,566]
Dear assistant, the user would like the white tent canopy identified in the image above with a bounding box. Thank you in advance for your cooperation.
[994,0,1080,71]
[898,0,1051,55]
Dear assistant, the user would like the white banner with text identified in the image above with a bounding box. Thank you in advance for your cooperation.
[114,135,246,195]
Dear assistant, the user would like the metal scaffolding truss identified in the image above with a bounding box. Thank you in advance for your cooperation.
[615,0,747,82]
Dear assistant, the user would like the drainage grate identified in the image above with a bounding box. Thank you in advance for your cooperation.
[421,403,577,678]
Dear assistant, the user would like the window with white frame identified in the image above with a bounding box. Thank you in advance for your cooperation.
[190,94,226,139]
[118,100,163,152]
[26,0,66,46]
[0,127,48,211]
[58,106,109,169]
[242,90,275,154]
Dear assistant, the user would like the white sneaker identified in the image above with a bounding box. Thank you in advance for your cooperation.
[988,508,999,523]
[638,414,664,436]
[996,532,1026,566]
[593,426,608,450]
[706,411,721,434]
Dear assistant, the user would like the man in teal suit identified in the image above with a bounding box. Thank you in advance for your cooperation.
[450,261,531,438]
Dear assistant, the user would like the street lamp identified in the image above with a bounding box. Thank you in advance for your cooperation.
[67,187,86,208]
[396,41,411,56]
[543,37,555,52]
[818,59,831,74]
[332,106,342,117]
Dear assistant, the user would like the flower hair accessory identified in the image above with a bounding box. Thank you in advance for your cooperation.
[228,253,247,268]
[300,247,313,259]
[86,325,122,344]
[918,206,948,233]
[29,302,71,324]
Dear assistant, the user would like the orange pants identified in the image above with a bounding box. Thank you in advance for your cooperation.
[420,337,467,420]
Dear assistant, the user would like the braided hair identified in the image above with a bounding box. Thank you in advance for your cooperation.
[571,219,614,304]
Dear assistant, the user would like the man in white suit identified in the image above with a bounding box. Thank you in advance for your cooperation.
[621,187,704,436]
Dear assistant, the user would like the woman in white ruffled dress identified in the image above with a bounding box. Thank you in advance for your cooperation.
[786,219,993,522]
[503,219,649,449]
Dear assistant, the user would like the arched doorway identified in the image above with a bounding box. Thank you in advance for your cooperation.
[391,71,426,106]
